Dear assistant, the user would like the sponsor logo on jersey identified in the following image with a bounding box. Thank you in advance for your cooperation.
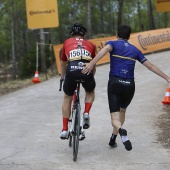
[119,80,130,84]
[70,62,85,70]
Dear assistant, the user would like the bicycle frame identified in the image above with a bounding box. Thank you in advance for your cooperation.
[70,86,80,133]
[69,81,83,161]
[59,78,85,162]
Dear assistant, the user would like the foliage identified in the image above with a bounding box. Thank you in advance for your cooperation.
[19,44,55,79]
[0,0,170,79]
[19,46,37,79]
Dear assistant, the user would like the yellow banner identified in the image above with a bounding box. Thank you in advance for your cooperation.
[156,0,170,12]
[26,0,59,29]
[53,28,170,74]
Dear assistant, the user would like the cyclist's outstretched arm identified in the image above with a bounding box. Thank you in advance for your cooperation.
[82,45,112,75]
[143,60,170,83]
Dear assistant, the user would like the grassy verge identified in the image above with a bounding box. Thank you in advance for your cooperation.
[0,70,58,97]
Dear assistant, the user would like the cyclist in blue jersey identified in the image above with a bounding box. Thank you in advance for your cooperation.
[82,25,170,151]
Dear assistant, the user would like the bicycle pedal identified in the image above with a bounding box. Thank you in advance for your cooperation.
[83,123,90,129]
[79,131,85,141]
[79,135,85,141]
[60,137,68,140]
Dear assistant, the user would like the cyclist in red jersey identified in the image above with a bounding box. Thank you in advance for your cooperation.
[60,23,96,139]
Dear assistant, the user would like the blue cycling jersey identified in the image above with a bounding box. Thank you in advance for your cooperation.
[106,39,147,79]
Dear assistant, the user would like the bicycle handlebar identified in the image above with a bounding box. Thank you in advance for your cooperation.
[59,78,64,91]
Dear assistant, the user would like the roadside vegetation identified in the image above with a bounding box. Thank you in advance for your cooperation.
[0,66,57,96]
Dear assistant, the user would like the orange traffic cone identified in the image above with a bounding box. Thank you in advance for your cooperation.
[32,70,40,83]
[162,87,170,105]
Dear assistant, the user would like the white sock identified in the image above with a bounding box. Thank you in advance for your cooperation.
[121,136,129,143]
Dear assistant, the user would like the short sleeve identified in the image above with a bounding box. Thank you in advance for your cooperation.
[137,50,147,64]
[106,41,114,51]
[61,43,67,61]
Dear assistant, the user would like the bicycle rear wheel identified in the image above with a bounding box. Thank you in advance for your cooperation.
[73,104,81,162]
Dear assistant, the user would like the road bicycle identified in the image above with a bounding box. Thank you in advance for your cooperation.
[59,78,85,162]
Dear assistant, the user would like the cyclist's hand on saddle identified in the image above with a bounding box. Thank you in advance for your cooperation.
[82,63,93,75]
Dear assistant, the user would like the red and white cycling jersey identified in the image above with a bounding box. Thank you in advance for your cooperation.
[61,37,95,62]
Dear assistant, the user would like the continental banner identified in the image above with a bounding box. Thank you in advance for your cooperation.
[53,27,170,74]
[156,0,170,12]
[26,0,59,29]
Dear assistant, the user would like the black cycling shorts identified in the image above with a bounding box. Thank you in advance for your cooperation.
[63,70,96,96]
[107,76,135,113]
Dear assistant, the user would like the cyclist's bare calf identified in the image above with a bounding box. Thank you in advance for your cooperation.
[112,108,126,135]
[84,90,95,104]
[62,94,72,119]
[110,108,132,151]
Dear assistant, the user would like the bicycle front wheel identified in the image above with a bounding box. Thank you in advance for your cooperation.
[73,103,81,162]
[69,132,72,147]
[68,119,72,147]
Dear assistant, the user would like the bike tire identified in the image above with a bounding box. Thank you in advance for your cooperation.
[69,133,72,147]
[73,104,81,162]
[68,118,72,147]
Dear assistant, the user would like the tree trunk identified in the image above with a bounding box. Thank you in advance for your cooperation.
[117,0,124,28]
[11,0,17,79]
[40,29,47,76]
[147,0,155,30]
[164,13,168,28]
[137,0,143,31]
[100,0,104,33]
[86,0,92,39]
[109,0,115,35]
